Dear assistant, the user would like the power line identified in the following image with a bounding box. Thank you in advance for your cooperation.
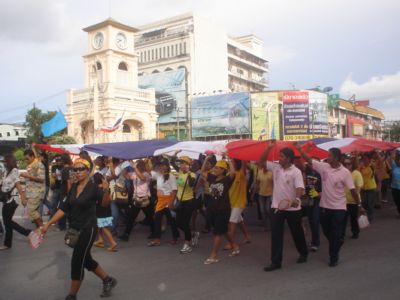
[0,90,67,115]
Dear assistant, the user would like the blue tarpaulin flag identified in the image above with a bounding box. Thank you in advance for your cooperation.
[41,111,68,137]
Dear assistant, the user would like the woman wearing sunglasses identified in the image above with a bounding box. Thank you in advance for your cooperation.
[41,159,117,300]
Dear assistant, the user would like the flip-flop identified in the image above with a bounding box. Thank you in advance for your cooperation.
[229,249,240,257]
[204,257,219,265]
[107,245,118,252]
[147,241,161,247]
[93,241,105,248]
[223,245,233,251]
[240,239,251,245]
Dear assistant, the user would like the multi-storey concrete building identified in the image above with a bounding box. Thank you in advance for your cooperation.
[134,12,269,139]
[0,123,27,141]
[328,99,384,139]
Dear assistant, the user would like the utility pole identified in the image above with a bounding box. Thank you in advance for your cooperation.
[177,108,180,140]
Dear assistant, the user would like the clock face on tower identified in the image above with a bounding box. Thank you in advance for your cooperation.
[93,32,104,50]
[115,32,127,49]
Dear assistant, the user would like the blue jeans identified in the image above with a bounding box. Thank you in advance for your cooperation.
[258,195,272,229]
[307,198,320,247]
[110,201,120,235]
[39,187,52,216]
[320,208,346,263]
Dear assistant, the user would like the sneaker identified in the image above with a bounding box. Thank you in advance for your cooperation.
[101,276,117,297]
[329,260,338,267]
[263,264,281,272]
[310,246,319,252]
[180,244,193,254]
[191,231,200,247]
[65,295,77,300]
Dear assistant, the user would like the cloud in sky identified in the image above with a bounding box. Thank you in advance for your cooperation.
[340,72,400,119]
[0,0,399,122]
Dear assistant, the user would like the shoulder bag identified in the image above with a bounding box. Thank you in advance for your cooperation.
[170,174,189,211]
[133,177,150,208]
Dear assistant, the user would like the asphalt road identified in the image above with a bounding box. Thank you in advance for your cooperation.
[1,201,399,300]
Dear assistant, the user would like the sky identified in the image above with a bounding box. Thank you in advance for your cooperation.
[0,0,399,123]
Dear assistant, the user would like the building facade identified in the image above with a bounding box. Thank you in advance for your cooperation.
[0,123,27,141]
[328,99,384,140]
[134,13,269,139]
[66,19,158,144]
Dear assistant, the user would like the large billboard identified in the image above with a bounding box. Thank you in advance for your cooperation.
[251,92,281,140]
[191,92,250,138]
[282,90,328,141]
[138,69,186,124]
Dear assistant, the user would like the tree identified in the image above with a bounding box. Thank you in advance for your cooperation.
[24,107,65,143]
[50,134,76,145]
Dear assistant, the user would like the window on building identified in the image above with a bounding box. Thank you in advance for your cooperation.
[171,45,174,56]
[183,42,187,54]
[0,133,2,137]
[167,46,170,57]
[118,62,128,71]
[179,43,183,55]
[15,131,19,136]
[237,68,244,75]
[175,44,179,55]
[163,47,166,58]
[122,124,131,133]
[96,62,102,70]
[151,49,154,60]
[7,132,10,137]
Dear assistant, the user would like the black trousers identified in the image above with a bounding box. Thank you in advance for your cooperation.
[392,188,400,214]
[2,201,31,248]
[320,208,346,263]
[71,226,98,281]
[153,208,179,240]
[125,204,155,236]
[270,210,308,266]
[176,199,195,241]
[343,204,359,237]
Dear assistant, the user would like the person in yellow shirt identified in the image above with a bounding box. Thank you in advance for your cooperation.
[359,154,377,222]
[253,164,273,230]
[223,159,251,256]
[171,155,197,254]
[343,158,364,239]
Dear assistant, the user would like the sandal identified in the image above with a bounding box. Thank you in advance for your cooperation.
[147,240,161,247]
[229,249,240,257]
[93,241,105,248]
[107,245,118,252]
[223,244,233,251]
[240,239,251,245]
[204,257,219,265]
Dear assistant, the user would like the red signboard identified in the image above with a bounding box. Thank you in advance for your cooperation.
[355,100,369,106]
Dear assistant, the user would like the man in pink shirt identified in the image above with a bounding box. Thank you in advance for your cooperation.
[296,145,363,267]
[259,141,308,272]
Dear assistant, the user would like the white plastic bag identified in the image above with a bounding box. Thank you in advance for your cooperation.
[358,215,370,229]
[28,230,43,249]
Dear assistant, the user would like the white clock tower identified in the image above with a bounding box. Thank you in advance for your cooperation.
[66,19,158,144]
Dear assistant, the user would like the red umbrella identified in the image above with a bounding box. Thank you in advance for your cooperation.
[226,139,328,161]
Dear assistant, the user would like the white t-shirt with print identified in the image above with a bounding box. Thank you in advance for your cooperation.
[151,171,177,196]
[1,168,20,203]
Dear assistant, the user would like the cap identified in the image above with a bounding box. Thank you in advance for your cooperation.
[215,160,228,170]
[178,156,192,165]
[120,161,132,170]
